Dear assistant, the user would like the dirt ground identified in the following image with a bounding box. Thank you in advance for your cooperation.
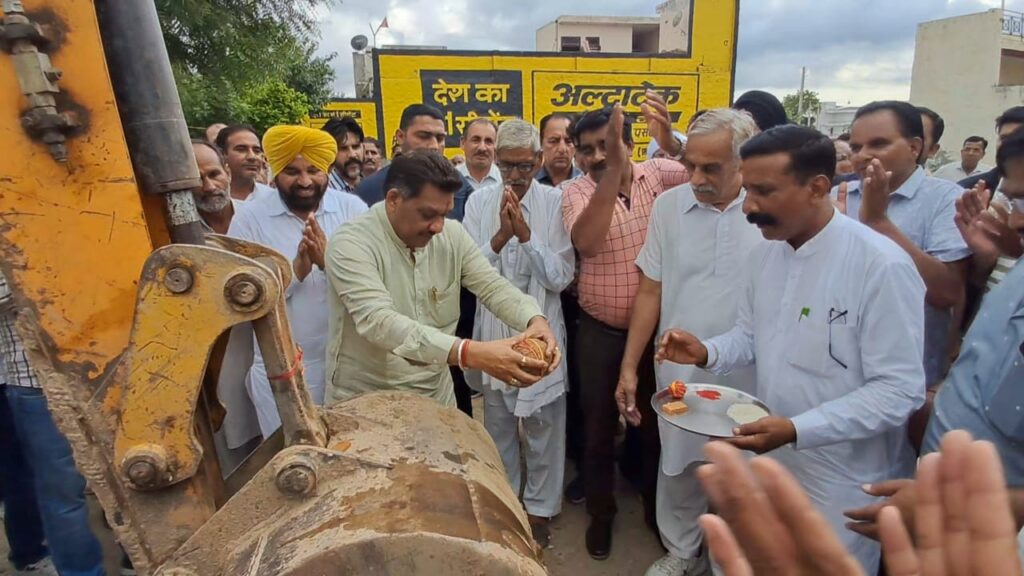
[1,397,664,576]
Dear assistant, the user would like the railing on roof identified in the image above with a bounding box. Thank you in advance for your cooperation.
[1003,9,1024,38]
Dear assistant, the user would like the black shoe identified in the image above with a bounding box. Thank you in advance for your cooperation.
[529,515,552,549]
[565,474,585,505]
[586,517,612,560]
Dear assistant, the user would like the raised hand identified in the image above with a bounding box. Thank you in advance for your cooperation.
[606,104,631,171]
[641,89,680,158]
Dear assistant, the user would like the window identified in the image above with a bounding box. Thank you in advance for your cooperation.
[585,36,601,52]
[560,36,581,52]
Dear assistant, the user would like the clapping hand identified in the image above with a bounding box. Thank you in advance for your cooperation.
[697,441,863,576]
[954,182,1024,260]
[877,431,1022,576]
[697,431,1024,576]
[859,159,892,225]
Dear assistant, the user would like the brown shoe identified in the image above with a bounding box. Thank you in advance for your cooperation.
[528,515,552,549]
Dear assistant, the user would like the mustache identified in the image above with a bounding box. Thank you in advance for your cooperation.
[692,184,717,196]
[746,212,779,226]
[591,161,607,173]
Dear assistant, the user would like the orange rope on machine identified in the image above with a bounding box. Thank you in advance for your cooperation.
[268,346,304,381]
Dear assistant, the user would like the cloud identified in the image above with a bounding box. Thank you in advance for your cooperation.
[314,0,1022,104]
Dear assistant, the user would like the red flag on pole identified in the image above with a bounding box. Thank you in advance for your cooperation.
[379,17,389,30]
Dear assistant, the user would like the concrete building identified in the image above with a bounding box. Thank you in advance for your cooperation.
[910,8,1024,157]
[816,101,860,138]
[536,1,691,54]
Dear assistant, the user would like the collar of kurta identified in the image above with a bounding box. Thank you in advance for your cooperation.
[788,207,842,259]
[265,187,342,218]
[680,186,747,214]
[373,202,423,256]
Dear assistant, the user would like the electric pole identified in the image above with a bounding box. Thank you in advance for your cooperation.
[796,66,807,125]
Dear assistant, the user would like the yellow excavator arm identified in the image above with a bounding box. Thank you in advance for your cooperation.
[0,2,545,574]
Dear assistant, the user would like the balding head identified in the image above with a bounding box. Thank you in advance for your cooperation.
[205,123,228,144]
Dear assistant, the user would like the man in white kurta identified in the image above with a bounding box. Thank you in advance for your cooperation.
[658,125,925,572]
[462,120,575,545]
[616,109,762,576]
[229,125,368,437]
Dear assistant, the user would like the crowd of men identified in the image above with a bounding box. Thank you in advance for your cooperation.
[3,85,1024,576]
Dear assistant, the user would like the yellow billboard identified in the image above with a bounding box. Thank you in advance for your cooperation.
[373,0,737,161]
[304,99,379,141]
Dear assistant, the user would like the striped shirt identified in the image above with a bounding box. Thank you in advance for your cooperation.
[562,159,689,328]
[986,256,1019,292]
[0,273,40,389]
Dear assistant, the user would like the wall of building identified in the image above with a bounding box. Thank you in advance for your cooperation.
[562,22,635,52]
[536,23,557,52]
[910,9,1017,161]
[816,102,859,137]
[657,0,691,53]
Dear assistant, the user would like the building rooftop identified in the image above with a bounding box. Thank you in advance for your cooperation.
[545,15,660,26]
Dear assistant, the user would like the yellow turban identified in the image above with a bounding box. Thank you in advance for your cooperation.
[262,125,338,176]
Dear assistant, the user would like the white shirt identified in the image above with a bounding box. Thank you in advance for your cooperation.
[228,188,368,404]
[703,210,926,572]
[457,162,502,190]
[932,161,990,183]
[463,181,575,416]
[635,185,764,475]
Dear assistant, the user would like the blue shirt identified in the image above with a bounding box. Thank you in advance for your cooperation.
[924,258,1024,484]
[535,165,583,188]
[355,164,476,222]
[838,167,971,386]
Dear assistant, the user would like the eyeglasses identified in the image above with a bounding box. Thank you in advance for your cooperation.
[497,161,536,174]
[828,308,848,370]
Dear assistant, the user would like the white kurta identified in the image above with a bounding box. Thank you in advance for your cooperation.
[228,188,368,437]
[463,180,575,517]
[637,185,763,475]
[462,180,575,416]
[702,210,926,572]
[635,185,763,560]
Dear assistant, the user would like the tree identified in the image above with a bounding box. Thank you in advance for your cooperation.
[782,90,822,127]
[234,81,310,133]
[154,0,338,132]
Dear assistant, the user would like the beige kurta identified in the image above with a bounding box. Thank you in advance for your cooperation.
[324,203,543,407]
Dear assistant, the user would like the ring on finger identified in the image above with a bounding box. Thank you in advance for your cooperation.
[510,378,519,386]
[519,355,527,366]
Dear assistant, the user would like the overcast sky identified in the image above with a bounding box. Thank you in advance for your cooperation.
[316,0,1018,105]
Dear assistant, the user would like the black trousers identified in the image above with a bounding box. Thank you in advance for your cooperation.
[562,291,584,465]
[577,310,660,520]
[452,288,476,417]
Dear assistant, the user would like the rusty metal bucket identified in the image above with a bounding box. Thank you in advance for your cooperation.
[159,392,547,575]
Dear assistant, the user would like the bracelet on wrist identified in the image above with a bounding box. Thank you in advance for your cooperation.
[459,339,471,370]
